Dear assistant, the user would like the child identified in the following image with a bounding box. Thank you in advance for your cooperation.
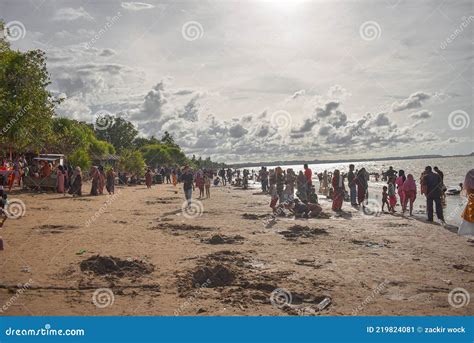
[204,174,211,198]
[388,177,397,213]
[381,186,390,212]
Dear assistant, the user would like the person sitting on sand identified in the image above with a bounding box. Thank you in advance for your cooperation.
[331,169,345,212]
[69,167,82,197]
[402,174,417,216]
[381,186,390,212]
[388,177,397,213]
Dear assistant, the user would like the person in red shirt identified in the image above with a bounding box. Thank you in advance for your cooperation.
[304,164,312,187]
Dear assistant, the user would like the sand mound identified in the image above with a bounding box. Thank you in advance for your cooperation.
[34,224,79,234]
[150,223,216,232]
[202,234,245,245]
[192,265,236,287]
[278,225,328,240]
[80,255,154,278]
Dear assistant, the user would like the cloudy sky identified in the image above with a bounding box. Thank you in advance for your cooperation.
[1,0,473,162]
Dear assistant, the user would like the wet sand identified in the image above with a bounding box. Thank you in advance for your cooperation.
[0,182,473,316]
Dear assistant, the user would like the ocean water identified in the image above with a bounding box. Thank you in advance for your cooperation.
[249,156,473,226]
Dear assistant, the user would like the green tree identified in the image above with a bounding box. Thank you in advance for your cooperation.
[69,148,91,171]
[0,21,59,151]
[94,115,138,153]
[140,144,171,167]
[161,131,178,147]
[119,149,146,176]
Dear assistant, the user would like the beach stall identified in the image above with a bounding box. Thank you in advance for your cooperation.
[23,154,65,191]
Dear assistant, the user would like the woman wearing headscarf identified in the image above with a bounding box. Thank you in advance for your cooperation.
[106,167,116,195]
[395,170,406,211]
[275,167,285,203]
[145,168,153,189]
[90,166,99,196]
[296,170,308,203]
[458,169,474,236]
[331,169,345,211]
[57,165,66,194]
[401,173,417,216]
[69,167,82,197]
[98,165,106,195]
[355,168,368,205]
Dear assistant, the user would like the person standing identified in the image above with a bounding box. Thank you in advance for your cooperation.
[458,169,474,235]
[145,168,153,189]
[69,167,82,197]
[355,168,368,205]
[304,164,313,188]
[106,168,115,195]
[422,166,444,223]
[57,165,65,195]
[98,165,105,195]
[395,170,406,211]
[331,169,345,211]
[182,166,194,206]
[402,174,417,216]
[90,166,99,196]
[296,171,308,203]
[347,164,357,206]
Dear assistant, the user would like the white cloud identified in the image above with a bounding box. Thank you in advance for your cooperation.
[409,110,432,120]
[391,92,431,112]
[121,2,155,11]
[54,7,93,21]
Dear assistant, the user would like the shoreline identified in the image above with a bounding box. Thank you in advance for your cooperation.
[0,182,473,316]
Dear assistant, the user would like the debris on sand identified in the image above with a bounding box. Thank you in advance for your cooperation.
[34,224,79,234]
[150,223,216,232]
[350,239,385,248]
[80,255,154,278]
[201,234,245,245]
[278,225,328,240]
[242,213,268,220]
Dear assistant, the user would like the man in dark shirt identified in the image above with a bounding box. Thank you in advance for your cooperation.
[347,164,357,206]
[422,166,444,223]
[181,166,194,206]
[385,166,397,179]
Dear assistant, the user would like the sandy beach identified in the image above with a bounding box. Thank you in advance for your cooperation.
[0,182,473,316]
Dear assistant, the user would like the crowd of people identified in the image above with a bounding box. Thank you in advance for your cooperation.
[0,155,472,236]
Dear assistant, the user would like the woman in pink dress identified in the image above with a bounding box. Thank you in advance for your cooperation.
[57,165,65,194]
[401,174,417,215]
[395,170,406,211]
